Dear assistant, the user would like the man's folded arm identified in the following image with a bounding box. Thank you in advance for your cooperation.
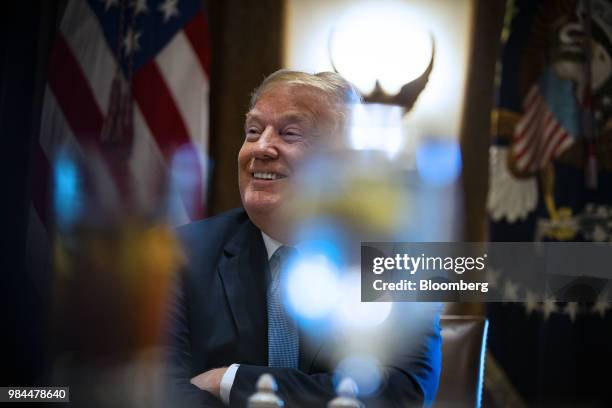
[230,313,441,408]
[164,274,225,408]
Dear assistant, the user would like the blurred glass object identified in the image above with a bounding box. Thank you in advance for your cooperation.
[284,151,410,237]
[348,104,404,158]
[51,144,185,407]
[293,221,347,265]
[333,272,392,330]
[278,148,446,387]
[284,253,340,320]
[415,138,462,186]
[53,148,83,229]
[335,355,382,397]
[168,143,208,223]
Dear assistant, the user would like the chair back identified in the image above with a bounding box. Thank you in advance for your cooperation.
[433,315,489,408]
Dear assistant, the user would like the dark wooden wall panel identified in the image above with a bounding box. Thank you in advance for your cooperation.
[459,0,506,242]
[207,0,285,215]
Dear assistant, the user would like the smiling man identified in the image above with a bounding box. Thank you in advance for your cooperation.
[238,71,348,244]
[166,70,441,408]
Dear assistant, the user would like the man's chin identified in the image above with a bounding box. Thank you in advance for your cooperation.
[242,196,294,237]
[242,196,281,218]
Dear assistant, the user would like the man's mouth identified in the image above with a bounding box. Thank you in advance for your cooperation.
[252,172,286,180]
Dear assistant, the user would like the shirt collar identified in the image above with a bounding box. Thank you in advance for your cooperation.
[261,231,283,260]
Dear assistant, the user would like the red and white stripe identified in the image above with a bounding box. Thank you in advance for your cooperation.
[33,0,210,230]
[511,84,574,173]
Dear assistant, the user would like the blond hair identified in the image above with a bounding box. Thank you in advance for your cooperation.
[250,70,361,108]
[249,70,362,132]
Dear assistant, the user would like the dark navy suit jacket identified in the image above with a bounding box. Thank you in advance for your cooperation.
[166,208,441,407]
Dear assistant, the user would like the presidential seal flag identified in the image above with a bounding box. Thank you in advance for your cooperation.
[489,0,612,228]
[487,1,612,407]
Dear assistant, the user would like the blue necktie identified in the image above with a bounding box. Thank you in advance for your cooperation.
[267,246,299,368]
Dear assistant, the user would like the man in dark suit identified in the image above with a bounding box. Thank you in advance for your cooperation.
[166,70,441,407]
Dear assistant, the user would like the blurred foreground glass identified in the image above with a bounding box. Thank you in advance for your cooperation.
[277,111,453,397]
[50,144,193,407]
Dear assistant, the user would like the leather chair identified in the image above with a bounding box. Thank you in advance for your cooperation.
[433,316,489,408]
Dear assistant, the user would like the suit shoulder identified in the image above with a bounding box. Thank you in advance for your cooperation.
[175,208,255,270]
[176,208,250,248]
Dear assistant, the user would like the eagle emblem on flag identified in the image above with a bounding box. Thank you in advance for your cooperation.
[489,0,612,235]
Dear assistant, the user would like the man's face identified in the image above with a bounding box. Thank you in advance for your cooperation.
[238,84,337,234]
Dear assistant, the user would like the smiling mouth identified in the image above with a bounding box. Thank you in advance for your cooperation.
[252,172,287,180]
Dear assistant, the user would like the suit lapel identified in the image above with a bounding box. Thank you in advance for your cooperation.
[217,220,270,363]
[216,219,326,371]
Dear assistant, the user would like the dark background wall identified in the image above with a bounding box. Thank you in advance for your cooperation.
[1,0,64,385]
[207,0,285,215]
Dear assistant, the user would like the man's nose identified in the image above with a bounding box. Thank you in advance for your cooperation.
[252,126,279,160]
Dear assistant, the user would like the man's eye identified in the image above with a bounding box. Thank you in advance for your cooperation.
[246,128,260,139]
[283,130,303,140]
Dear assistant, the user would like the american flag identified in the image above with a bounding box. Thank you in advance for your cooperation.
[511,68,579,173]
[31,0,210,242]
